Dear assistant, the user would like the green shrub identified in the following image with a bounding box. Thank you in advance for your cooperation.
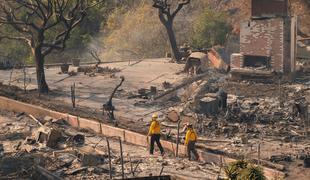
[224,160,266,180]
[239,165,266,180]
[224,160,248,180]
[190,8,232,49]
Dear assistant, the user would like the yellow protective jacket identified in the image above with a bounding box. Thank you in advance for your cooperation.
[185,129,198,145]
[148,120,161,135]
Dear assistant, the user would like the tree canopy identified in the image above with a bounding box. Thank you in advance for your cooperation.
[190,8,232,49]
[0,0,108,64]
[0,0,105,93]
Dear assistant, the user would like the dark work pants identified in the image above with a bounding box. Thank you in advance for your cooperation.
[187,141,199,160]
[150,134,164,155]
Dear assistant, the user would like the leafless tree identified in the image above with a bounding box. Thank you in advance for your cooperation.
[0,0,103,93]
[153,0,190,62]
[89,49,102,66]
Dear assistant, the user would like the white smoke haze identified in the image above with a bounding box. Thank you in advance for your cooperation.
[86,0,208,62]
[84,0,310,62]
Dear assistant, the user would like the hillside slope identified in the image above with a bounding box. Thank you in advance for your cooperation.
[99,0,310,60]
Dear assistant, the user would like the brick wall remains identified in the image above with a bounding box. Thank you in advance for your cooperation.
[240,18,291,72]
[231,53,244,69]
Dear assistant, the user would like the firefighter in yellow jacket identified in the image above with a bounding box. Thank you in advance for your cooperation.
[185,124,199,160]
[148,113,164,155]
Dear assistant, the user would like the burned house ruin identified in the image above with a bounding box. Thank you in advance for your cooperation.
[231,0,297,80]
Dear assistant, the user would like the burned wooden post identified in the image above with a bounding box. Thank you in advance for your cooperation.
[119,137,125,179]
[103,76,125,122]
[306,107,309,137]
[133,160,142,176]
[159,165,165,176]
[129,157,134,177]
[8,67,14,86]
[303,103,309,137]
[23,61,27,93]
[71,83,76,108]
[258,143,261,165]
[106,138,112,180]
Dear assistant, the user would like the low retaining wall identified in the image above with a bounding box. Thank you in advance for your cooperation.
[0,96,285,179]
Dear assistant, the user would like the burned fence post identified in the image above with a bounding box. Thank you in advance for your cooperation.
[133,160,142,176]
[71,83,76,108]
[8,67,14,86]
[258,143,261,165]
[304,103,309,137]
[119,137,125,179]
[129,157,134,177]
[106,137,113,180]
[23,61,27,93]
[159,164,165,176]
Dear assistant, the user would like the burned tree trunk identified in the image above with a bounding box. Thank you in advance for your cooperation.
[163,19,181,62]
[153,0,190,62]
[103,76,125,122]
[34,48,49,93]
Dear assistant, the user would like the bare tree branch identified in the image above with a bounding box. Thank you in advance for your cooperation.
[1,0,104,57]
[89,49,102,65]
[171,0,190,18]
[153,0,191,20]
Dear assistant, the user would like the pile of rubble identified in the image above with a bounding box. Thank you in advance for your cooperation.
[140,73,309,165]
[138,76,310,176]
[77,65,121,77]
[0,110,224,179]
[59,64,121,77]
[0,112,111,179]
[128,87,159,100]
